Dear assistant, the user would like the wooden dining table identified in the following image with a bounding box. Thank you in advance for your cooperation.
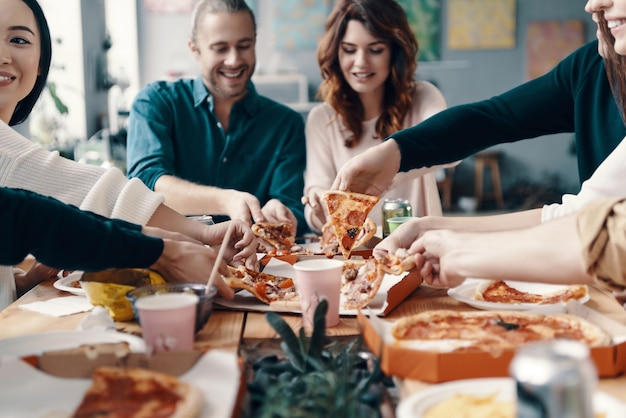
[0,277,624,415]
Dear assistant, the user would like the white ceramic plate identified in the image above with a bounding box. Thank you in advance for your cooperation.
[0,330,145,356]
[396,377,625,418]
[447,279,590,312]
[53,271,85,296]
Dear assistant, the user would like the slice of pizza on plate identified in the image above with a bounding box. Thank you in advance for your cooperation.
[223,265,298,305]
[322,190,380,259]
[474,280,589,305]
[71,366,203,418]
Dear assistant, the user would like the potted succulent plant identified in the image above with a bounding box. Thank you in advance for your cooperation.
[245,300,389,418]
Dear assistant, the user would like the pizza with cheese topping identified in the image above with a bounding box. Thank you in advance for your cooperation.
[391,310,611,353]
[474,280,588,305]
[322,191,380,259]
[224,265,298,304]
[71,366,203,418]
[319,218,377,257]
[224,259,386,310]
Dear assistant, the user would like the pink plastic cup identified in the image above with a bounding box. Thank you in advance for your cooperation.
[293,259,343,329]
[135,293,198,354]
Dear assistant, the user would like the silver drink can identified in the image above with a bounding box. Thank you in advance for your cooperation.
[510,339,597,418]
[381,198,412,238]
[186,215,215,225]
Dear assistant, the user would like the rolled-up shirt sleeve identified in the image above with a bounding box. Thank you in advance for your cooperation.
[577,197,626,286]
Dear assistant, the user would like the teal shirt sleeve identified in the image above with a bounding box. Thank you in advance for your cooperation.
[0,187,163,270]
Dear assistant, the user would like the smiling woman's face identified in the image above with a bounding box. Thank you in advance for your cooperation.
[586,0,626,56]
[0,0,40,124]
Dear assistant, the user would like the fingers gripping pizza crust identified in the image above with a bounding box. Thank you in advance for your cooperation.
[376,248,417,275]
[474,280,589,304]
[322,191,380,259]
[71,366,203,418]
[391,310,611,353]
[252,222,295,252]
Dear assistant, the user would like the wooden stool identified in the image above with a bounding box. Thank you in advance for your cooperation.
[474,151,504,210]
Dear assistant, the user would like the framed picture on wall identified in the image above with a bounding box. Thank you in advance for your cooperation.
[526,20,585,80]
[397,0,441,62]
[272,0,331,50]
[448,0,516,50]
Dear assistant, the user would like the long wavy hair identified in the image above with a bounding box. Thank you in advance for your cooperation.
[317,0,417,147]
[10,0,52,126]
[598,12,626,124]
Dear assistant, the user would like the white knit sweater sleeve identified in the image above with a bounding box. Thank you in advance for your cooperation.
[542,136,626,222]
[0,120,164,224]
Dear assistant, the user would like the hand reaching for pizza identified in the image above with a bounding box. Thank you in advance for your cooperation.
[260,199,298,235]
[201,220,258,270]
[301,190,327,232]
[412,230,467,289]
[331,139,401,195]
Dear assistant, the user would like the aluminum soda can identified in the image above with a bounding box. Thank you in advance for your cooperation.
[381,198,412,238]
[186,215,215,225]
[510,339,597,418]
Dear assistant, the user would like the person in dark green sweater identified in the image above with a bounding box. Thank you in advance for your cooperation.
[2,187,235,298]
[333,39,623,197]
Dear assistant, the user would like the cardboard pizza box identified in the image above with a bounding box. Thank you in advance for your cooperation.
[357,300,626,383]
[259,250,422,316]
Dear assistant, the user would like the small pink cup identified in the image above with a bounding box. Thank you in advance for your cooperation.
[293,259,343,329]
[135,293,198,354]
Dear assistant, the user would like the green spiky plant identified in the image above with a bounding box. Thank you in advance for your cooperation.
[245,300,387,418]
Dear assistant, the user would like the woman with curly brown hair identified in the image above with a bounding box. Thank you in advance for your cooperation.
[302,0,457,233]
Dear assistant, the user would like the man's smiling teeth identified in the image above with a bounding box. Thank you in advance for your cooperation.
[222,70,243,78]
[608,19,626,29]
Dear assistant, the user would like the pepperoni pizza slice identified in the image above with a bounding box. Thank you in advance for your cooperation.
[71,366,203,418]
[224,265,298,304]
[323,191,380,259]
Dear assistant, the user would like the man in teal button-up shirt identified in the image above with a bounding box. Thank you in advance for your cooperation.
[126,0,308,236]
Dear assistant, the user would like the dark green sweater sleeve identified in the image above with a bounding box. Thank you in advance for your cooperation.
[1,187,163,270]
[391,40,624,184]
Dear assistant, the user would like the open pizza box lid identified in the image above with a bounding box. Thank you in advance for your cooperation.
[250,249,422,316]
[357,299,626,383]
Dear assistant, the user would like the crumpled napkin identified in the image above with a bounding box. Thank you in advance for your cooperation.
[19,296,93,317]
[77,306,116,331]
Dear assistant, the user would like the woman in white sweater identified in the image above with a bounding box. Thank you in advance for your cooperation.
[302,0,457,233]
[0,0,256,308]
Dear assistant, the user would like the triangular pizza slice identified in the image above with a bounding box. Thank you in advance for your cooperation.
[322,190,380,259]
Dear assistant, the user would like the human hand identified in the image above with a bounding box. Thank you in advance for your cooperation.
[301,191,327,232]
[331,139,401,194]
[201,220,258,270]
[412,230,466,289]
[15,261,62,297]
[221,189,265,226]
[151,239,235,300]
[259,199,298,236]
[372,217,428,260]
